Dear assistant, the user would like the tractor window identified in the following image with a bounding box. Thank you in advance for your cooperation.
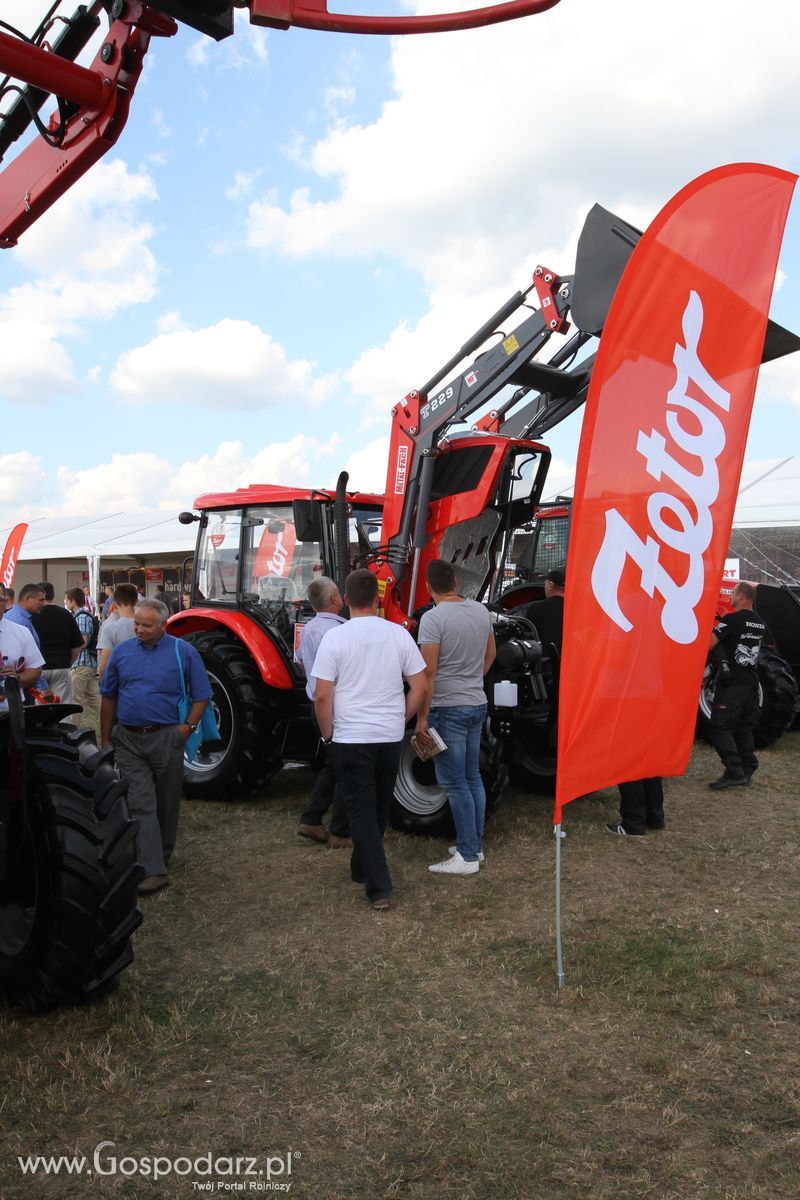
[349,507,382,568]
[196,510,243,601]
[244,505,324,601]
[243,505,324,657]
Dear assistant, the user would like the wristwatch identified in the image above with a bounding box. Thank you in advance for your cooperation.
[188,722,199,733]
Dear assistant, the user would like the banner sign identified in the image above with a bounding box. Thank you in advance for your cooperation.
[554,164,796,821]
[1,523,28,589]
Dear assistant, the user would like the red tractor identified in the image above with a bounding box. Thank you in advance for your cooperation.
[170,204,800,829]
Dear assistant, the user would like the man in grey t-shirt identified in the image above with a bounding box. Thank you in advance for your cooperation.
[97,583,138,679]
[415,559,496,876]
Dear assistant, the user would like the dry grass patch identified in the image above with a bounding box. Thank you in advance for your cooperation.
[1,738,800,1198]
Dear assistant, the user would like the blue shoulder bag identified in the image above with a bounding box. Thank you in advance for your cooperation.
[175,640,220,762]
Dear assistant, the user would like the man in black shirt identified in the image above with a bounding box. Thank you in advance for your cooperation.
[520,567,565,726]
[522,567,565,654]
[707,582,769,789]
[31,581,84,704]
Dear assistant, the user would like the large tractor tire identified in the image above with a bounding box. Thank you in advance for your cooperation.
[510,726,558,795]
[0,722,143,1013]
[753,649,798,748]
[181,630,283,801]
[697,650,798,749]
[389,720,508,837]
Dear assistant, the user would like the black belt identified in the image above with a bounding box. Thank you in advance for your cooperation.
[121,723,170,734]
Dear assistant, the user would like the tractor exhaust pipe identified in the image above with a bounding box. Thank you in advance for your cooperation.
[333,471,350,595]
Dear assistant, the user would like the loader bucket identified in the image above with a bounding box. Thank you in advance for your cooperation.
[569,204,641,337]
[570,203,800,363]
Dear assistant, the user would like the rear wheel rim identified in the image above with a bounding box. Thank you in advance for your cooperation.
[393,735,449,817]
[185,669,232,776]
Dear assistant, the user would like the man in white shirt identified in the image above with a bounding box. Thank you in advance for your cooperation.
[312,569,427,911]
[0,583,45,704]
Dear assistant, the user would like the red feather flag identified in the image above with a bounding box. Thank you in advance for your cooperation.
[554,164,796,822]
[0,523,28,589]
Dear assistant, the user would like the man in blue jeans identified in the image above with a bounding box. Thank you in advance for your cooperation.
[415,560,496,875]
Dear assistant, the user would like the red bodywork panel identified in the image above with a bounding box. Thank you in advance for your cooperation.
[194,484,383,511]
[167,608,294,690]
[378,430,550,620]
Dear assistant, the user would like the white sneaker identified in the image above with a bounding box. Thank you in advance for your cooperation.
[448,845,485,864]
[429,851,480,875]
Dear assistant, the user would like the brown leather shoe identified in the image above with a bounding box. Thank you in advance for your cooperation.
[371,897,392,912]
[297,823,329,844]
[138,875,170,896]
[327,835,353,849]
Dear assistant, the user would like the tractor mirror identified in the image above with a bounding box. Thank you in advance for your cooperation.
[293,500,323,543]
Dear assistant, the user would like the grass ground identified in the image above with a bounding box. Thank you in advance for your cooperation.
[1,734,799,1199]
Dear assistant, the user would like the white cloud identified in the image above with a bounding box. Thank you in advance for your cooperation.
[342,438,390,494]
[3,160,159,335]
[0,452,48,504]
[756,353,800,411]
[225,169,266,201]
[156,310,190,334]
[0,321,78,404]
[244,0,800,321]
[241,0,800,441]
[110,318,337,409]
[52,436,338,517]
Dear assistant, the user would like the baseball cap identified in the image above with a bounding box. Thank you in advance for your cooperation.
[545,567,566,587]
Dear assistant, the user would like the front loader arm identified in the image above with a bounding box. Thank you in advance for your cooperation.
[375,200,800,624]
[0,4,177,249]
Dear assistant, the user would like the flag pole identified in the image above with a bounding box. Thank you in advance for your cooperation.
[554,823,565,988]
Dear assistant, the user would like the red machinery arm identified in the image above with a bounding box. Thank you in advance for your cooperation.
[0,0,563,248]
[0,4,177,248]
[250,0,560,36]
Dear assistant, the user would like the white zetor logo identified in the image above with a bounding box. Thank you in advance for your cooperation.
[2,548,16,588]
[591,291,730,645]
[268,531,289,577]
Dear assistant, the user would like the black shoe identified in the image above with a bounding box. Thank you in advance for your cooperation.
[606,822,645,837]
[708,774,747,790]
[297,823,329,844]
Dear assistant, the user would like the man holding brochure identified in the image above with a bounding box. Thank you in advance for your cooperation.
[415,560,496,876]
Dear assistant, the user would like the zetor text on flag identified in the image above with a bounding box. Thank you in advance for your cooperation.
[0,523,28,590]
[554,163,796,820]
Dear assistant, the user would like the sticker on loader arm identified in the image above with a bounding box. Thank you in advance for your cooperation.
[503,334,520,355]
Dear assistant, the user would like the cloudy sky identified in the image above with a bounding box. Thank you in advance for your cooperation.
[2,0,800,527]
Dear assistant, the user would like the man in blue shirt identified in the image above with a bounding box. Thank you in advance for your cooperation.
[100,599,212,895]
[296,577,349,847]
[5,582,51,697]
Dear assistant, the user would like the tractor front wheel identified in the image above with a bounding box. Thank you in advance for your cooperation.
[181,630,284,801]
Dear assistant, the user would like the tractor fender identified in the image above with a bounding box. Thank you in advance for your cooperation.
[167,609,293,690]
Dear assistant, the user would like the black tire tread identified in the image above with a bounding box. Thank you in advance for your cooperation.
[0,724,143,1012]
[182,629,284,800]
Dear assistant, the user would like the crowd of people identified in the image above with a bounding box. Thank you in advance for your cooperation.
[299,564,772,907]
[0,578,211,898]
[0,559,770,914]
